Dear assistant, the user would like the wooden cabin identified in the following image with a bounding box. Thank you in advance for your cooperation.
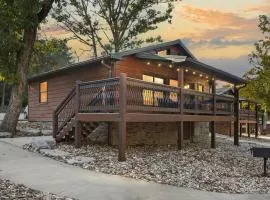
[28,39,260,161]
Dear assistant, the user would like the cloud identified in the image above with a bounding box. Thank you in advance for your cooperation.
[180,5,257,29]
[166,5,263,56]
[182,38,256,48]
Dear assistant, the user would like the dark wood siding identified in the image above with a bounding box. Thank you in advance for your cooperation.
[115,56,209,92]
[28,64,109,121]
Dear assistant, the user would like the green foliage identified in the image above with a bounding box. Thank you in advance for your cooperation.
[30,38,74,75]
[0,0,55,83]
[241,15,270,111]
[53,0,175,55]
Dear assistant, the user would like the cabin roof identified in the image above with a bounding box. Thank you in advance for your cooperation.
[28,39,246,84]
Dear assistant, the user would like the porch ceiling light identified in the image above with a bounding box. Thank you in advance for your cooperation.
[200,74,203,77]
[177,68,180,71]
[192,71,196,75]
[158,63,162,67]
[185,69,189,72]
[169,64,173,68]
[206,76,209,79]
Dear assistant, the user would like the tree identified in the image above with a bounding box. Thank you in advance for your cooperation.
[53,0,175,56]
[0,0,55,134]
[241,15,270,111]
[30,38,74,75]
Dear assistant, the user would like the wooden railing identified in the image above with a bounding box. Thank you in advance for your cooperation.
[74,75,235,115]
[53,87,76,138]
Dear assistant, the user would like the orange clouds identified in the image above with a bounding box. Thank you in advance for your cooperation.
[181,5,257,29]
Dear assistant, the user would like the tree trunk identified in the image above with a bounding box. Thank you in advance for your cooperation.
[0,27,37,135]
[1,81,6,109]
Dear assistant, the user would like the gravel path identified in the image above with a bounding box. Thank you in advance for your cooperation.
[24,138,270,194]
[0,179,75,200]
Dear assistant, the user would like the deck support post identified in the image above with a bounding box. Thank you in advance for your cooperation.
[255,104,259,138]
[234,87,240,146]
[247,101,251,138]
[211,79,216,148]
[52,111,58,138]
[178,67,184,150]
[75,120,82,147]
[118,73,127,161]
[230,120,234,137]
[75,80,82,148]
[210,121,216,148]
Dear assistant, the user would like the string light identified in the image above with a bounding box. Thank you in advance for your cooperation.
[185,69,189,72]
[192,71,196,75]
[200,74,203,77]
[147,62,151,65]
[158,63,161,67]
[212,78,215,81]
[169,64,172,68]
[206,76,209,79]
[177,68,180,71]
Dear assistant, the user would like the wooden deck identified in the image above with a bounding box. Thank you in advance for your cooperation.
[53,73,260,161]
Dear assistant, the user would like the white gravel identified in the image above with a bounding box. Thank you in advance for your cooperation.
[24,138,270,194]
[0,179,76,200]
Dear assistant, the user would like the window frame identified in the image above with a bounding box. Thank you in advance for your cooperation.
[39,81,48,104]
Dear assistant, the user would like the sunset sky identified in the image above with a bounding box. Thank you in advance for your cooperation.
[41,0,270,76]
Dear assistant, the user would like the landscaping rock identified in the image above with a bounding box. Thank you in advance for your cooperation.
[39,149,71,159]
[0,132,12,138]
[24,139,56,151]
[41,129,53,136]
[87,122,108,144]
[66,156,95,165]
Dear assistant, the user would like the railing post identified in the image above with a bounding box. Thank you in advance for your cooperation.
[178,68,184,150]
[75,81,82,148]
[119,73,127,161]
[52,111,58,138]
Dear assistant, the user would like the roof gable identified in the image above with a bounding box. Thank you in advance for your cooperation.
[111,39,196,60]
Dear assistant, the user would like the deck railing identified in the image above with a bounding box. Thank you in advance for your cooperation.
[75,75,235,115]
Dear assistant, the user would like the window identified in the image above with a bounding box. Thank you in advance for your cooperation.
[197,84,204,92]
[142,75,164,105]
[157,50,167,56]
[169,79,178,102]
[40,81,48,103]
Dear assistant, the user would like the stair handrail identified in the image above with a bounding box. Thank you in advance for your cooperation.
[53,87,76,138]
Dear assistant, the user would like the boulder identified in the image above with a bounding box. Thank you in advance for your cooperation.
[87,122,108,144]
[29,139,56,151]
[0,132,12,138]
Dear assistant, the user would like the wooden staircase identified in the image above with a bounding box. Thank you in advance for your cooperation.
[55,117,99,143]
[53,85,101,144]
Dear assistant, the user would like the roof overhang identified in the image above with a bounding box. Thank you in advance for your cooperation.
[180,58,246,85]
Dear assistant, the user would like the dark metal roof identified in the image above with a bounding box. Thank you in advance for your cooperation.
[28,56,109,82]
[181,58,246,84]
[28,39,245,84]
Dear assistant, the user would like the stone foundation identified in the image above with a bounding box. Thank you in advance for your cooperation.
[17,121,53,131]
[110,122,210,146]
[216,122,231,136]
